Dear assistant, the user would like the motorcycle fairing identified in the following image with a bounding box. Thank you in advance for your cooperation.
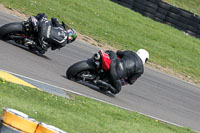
[100,50,111,71]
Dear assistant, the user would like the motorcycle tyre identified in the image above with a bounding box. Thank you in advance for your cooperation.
[0,22,24,40]
[0,22,46,54]
[66,59,96,81]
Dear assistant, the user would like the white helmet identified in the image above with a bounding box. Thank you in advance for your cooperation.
[136,49,149,64]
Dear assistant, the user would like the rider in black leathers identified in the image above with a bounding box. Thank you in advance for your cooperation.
[33,13,77,54]
[97,49,149,94]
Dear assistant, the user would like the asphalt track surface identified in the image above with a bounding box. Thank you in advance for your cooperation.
[0,10,200,132]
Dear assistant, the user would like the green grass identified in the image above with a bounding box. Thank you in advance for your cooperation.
[0,79,195,133]
[0,0,199,84]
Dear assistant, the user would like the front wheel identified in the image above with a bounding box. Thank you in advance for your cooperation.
[66,59,97,81]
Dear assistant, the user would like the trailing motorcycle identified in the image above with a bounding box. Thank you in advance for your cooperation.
[66,50,119,94]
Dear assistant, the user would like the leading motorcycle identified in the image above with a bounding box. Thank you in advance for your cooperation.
[0,16,67,54]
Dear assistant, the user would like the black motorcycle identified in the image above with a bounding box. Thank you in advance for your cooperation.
[0,16,66,54]
[66,50,125,94]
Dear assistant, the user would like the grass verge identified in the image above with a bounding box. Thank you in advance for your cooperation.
[0,0,199,85]
[0,79,195,133]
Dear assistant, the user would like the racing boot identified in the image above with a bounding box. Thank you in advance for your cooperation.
[96,80,109,91]
[108,85,119,94]
[96,80,117,94]
[38,38,49,54]
[35,45,46,54]
[41,43,48,51]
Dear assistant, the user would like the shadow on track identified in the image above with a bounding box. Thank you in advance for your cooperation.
[61,75,115,98]
[5,40,51,60]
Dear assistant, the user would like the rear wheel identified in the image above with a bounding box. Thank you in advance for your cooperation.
[66,59,97,81]
[0,22,24,41]
[75,70,96,81]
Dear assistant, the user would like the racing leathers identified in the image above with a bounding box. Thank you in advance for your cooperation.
[106,50,144,94]
[35,13,69,53]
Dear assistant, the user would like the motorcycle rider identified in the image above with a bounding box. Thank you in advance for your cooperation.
[97,49,149,94]
[29,13,77,54]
